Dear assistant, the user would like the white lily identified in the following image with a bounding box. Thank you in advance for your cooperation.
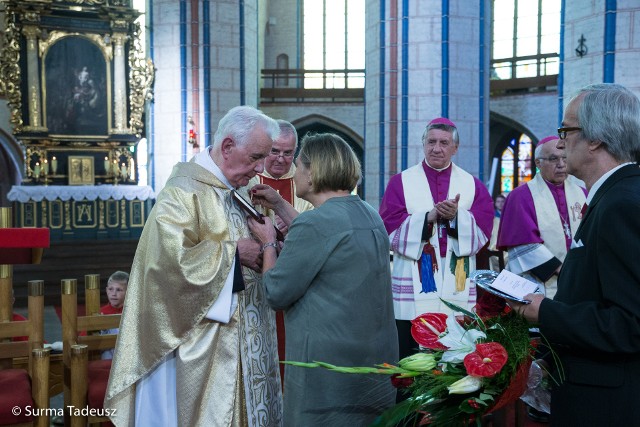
[438,315,486,364]
[447,375,483,394]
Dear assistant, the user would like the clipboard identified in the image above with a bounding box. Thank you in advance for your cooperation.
[231,190,284,241]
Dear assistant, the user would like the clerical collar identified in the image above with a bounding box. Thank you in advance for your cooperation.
[587,162,634,204]
[424,159,452,172]
[194,146,234,189]
[542,177,564,188]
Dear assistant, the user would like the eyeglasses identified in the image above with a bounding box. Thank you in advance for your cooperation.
[538,155,567,165]
[557,126,582,140]
[269,149,294,159]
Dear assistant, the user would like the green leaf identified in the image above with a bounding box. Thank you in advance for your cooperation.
[440,298,477,319]
[280,361,320,368]
[478,393,494,402]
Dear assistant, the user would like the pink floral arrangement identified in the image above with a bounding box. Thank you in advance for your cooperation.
[285,300,533,426]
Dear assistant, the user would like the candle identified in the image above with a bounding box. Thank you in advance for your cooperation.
[51,156,58,174]
[43,158,49,175]
[104,157,110,174]
[34,162,41,177]
[121,162,127,179]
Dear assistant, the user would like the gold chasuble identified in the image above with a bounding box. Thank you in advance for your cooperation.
[105,161,282,426]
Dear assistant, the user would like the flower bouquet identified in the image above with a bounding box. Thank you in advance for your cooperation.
[284,299,534,426]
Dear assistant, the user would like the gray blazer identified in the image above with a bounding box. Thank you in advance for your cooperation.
[264,195,399,427]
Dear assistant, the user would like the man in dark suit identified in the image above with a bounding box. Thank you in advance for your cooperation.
[511,83,640,426]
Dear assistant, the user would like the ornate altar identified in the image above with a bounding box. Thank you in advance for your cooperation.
[0,0,155,239]
[7,185,154,240]
[0,0,154,183]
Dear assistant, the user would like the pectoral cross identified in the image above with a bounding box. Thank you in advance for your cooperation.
[563,220,571,240]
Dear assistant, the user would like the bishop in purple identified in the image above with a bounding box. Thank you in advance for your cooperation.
[379,117,493,361]
[497,135,587,299]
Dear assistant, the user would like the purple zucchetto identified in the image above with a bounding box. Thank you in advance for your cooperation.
[538,135,559,146]
[428,117,457,128]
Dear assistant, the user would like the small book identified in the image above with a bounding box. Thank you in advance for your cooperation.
[231,190,284,241]
[231,190,264,222]
[489,270,539,302]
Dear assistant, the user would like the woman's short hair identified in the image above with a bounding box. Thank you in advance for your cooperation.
[297,132,361,193]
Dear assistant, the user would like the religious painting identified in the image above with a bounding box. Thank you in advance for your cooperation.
[68,156,95,185]
[43,36,110,137]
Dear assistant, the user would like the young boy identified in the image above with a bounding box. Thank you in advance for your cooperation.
[101,271,129,359]
[101,271,128,315]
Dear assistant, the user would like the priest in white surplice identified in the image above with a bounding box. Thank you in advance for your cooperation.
[497,135,586,299]
[379,117,494,361]
[105,106,283,426]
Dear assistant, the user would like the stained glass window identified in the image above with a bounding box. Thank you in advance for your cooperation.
[500,134,533,193]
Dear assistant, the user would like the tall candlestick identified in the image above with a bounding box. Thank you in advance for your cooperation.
[121,162,127,180]
[51,156,58,174]
[43,158,49,175]
[34,162,41,177]
[104,157,110,174]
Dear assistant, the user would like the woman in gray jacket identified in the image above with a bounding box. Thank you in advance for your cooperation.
[249,132,398,427]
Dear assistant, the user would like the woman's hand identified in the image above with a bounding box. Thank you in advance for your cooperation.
[250,184,285,211]
[274,215,289,237]
[247,216,279,274]
[247,215,277,245]
[250,184,299,227]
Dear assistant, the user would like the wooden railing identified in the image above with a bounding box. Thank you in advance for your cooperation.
[260,68,365,103]
[490,75,558,93]
[490,53,559,94]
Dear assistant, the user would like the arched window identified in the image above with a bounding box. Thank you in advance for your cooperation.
[303,0,364,89]
[500,133,533,193]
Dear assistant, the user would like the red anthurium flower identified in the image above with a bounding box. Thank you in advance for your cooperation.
[411,313,449,350]
[463,342,508,377]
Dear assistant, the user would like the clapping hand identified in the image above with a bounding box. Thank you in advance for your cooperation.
[436,193,460,221]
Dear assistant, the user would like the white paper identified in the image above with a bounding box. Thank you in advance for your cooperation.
[490,269,539,300]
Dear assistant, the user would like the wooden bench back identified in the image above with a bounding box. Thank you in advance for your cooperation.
[0,280,50,427]
[0,281,45,372]
[61,275,121,427]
